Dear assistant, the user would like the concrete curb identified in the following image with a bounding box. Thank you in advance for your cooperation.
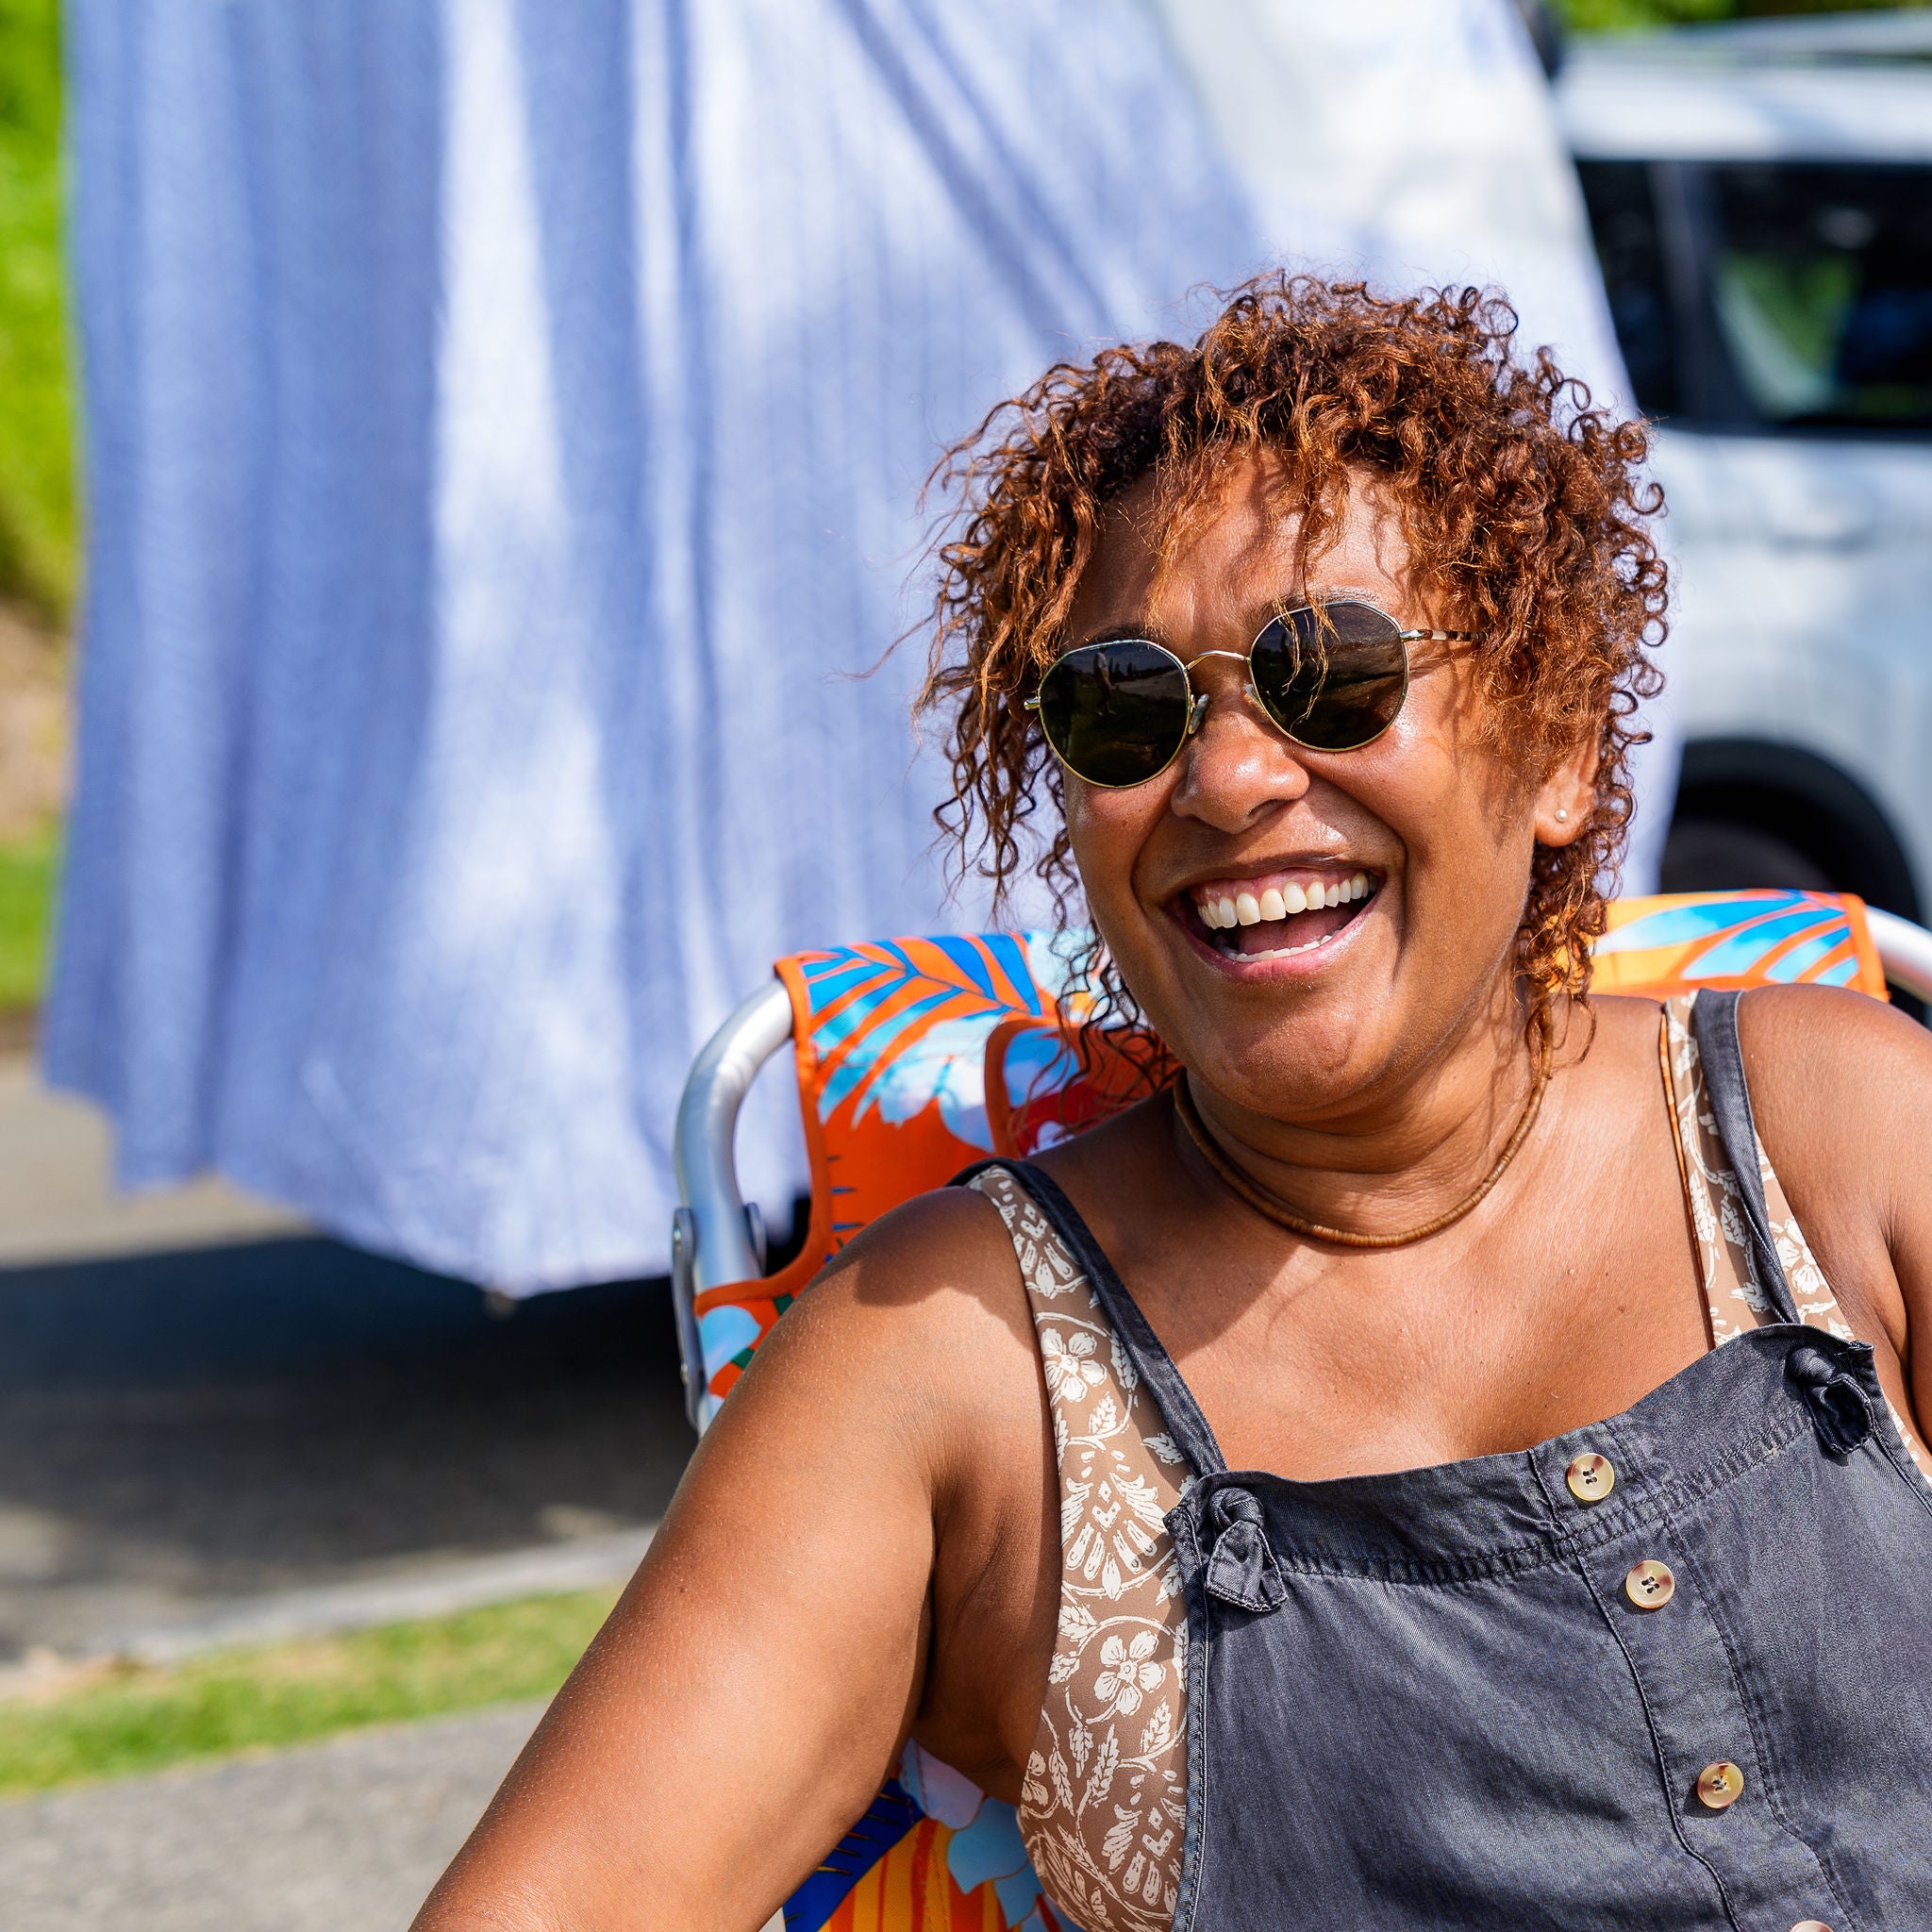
[74,1525,657,1669]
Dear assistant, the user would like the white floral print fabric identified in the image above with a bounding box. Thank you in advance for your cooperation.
[1662,991,1931,1482]
[970,1165,1189,1932]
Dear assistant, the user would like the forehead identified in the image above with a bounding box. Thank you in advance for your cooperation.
[1068,455,1410,642]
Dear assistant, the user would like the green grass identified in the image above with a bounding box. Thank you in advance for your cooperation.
[0,0,75,622]
[0,1588,619,1797]
[0,821,56,1011]
[1553,0,1928,26]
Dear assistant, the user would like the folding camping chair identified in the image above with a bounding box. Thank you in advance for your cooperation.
[669,892,1932,1932]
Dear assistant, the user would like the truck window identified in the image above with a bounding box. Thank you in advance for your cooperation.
[1578,157,1932,433]
[1709,162,1932,430]
[1575,160,1681,419]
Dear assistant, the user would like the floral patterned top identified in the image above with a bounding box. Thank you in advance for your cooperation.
[969,1164,1190,1932]
[973,989,1925,1932]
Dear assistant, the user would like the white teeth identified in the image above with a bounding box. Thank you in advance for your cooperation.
[1196,872,1377,934]
[1247,929,1337,958]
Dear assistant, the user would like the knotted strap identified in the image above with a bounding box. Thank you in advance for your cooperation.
[1786,1343,1874,1455]
[1203,1487,1287,1612]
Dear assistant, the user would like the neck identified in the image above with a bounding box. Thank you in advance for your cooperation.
[1177,991,1557,1242]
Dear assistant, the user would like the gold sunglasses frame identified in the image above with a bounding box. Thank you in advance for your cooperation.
[1022,598,1477,790]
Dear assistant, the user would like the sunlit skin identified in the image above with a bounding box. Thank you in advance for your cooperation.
[412,455,1932,1932]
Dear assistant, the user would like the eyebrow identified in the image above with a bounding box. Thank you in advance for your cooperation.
[1071,584,1393,650]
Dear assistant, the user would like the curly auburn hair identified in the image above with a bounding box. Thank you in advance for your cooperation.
[918,273,1666,1063]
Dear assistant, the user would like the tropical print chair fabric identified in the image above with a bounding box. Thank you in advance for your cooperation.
[687,890,1886,1932]
[691,932,1090,1427]
[783,1743,1070,1932]
[1589,889,1886,1000]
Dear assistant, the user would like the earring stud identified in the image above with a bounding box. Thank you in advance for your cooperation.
[1555,808,1569,823]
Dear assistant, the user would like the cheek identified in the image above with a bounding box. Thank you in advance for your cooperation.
[1371,680,1518,854]
[1385,734,1540,936]
[1063,778,1174,904]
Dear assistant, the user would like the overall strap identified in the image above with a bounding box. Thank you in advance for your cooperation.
[1689,990,1802,1325]
[956,1157,1229,1477]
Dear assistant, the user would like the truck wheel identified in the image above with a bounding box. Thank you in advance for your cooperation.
[1659,817,1833,896]
[1662,740,1919,919]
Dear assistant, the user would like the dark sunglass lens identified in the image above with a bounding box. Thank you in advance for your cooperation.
[1252,601,1407,751]
[1037,641,1192,786]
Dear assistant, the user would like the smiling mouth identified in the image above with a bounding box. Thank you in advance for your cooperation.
[1179,868,1380,960]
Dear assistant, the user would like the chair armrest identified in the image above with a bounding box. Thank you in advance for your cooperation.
[1869,908,1932,1005]
[671,977,795,1429]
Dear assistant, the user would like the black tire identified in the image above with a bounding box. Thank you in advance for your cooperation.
[1659,817,1835,896]
[1664,741,1920,920]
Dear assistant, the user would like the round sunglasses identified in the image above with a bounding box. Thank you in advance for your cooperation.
[1024,598,1476,789]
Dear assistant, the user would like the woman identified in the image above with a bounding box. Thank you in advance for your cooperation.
[417,278,1932,1929]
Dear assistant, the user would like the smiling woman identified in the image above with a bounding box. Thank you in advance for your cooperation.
[925,275,1663,1067]
[414,277,1932,1932]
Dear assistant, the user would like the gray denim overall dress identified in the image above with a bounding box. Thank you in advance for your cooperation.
[986,992,1932,1928]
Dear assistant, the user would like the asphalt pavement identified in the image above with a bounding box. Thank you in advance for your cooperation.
[0,1058,786,1927]
[0,1701,545,1932]
[1,1705,789,1930]
[0,1057,696,1663]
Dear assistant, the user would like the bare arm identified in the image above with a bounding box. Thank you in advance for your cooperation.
[411,1189,1029,1932]
[1741,984,1932,1441]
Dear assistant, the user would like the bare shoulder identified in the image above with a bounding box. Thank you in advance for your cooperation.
[411,1182,1051,1932]
[1737,983,1932,1171]
[792,1180,1032,1343]
[1575,992,1669,1065]
[1733,986,1932,1329]
[1732,983,1932,1436]
[706,1179,1041,1472]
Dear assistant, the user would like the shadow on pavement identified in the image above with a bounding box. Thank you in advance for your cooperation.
[0,1241,695,1660]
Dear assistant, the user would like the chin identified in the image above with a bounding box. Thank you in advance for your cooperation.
[1123,922,1401,1111]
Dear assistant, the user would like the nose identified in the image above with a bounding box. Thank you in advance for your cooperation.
[1171,656,1311,828]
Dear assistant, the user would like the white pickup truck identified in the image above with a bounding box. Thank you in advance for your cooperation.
[1557,12,1932,921]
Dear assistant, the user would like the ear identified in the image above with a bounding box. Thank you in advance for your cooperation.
[1533,731,1599,849]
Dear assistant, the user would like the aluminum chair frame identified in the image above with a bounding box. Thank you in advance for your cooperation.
[670,908,1932,1430]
